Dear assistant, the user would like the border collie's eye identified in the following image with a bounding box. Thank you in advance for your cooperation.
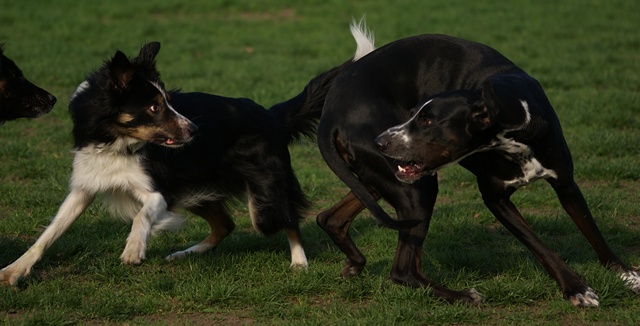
[149,104,159,113]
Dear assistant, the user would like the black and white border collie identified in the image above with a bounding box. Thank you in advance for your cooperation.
[0,44,56,123]
[0,39,363,286]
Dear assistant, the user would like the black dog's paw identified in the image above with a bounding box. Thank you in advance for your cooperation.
[463,288,484,305]
[340,258,364,278]
[568,287,599,307]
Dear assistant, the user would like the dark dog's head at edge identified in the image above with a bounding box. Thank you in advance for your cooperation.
[375,74,538,183]
[68,42,197,149]
[0,44,56,123]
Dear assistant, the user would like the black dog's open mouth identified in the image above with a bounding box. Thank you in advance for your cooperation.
[395,160,429,183]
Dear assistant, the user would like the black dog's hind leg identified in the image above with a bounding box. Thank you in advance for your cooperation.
[317,191,370,278]
[477,177,600,307]
[548,178,640,293]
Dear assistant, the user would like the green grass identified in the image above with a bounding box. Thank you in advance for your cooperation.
[1,0,640,324]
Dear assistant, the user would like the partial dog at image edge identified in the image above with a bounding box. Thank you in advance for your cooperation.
[0,38,364,286]
[315,21,640,307]
[0,44,56,123]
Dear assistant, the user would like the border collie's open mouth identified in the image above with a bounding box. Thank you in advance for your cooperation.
[155,137,188,147]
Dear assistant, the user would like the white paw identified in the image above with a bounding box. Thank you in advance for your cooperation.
[0,263,32,286]
[165,251,188,261]
[290,260,309,270]
[620,270,640,294]
[569,287,599,307]
[0,268,21,287]
[467,288,484,304]
[120,247,145,265]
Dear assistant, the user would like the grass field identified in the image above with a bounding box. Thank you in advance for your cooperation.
[1,0,640,324]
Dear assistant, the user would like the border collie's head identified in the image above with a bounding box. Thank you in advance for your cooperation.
[0,44,57,123]
[69,42,197,149]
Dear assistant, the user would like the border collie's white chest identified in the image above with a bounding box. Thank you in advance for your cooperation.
[70,139,153,194]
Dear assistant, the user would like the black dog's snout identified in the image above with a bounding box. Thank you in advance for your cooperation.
[187,121,199,136]
[47,94,57,105]
[374,135,388,151]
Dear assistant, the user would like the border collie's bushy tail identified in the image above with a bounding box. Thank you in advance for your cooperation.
[270,19,375,143]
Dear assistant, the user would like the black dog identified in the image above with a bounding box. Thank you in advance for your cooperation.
[316,23,640,306]
[0,44,56,123]
[0,41,357,286]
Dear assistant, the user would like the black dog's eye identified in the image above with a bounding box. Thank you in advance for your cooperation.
[420,118,432,126]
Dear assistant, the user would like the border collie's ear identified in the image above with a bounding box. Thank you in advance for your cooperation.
[135,42,161,65]
[480,74,534,130]
[109,50,134,91]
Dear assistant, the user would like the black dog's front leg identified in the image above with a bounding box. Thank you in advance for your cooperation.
[391,220,484,304]
[478,180,600,307]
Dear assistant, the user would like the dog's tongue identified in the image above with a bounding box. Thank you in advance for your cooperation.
[397,162,421,175]
[165,138,175,145]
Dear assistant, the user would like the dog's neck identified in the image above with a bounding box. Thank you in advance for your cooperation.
[88,137,146,155]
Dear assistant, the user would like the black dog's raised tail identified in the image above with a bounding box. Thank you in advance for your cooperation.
[269,62,350,142]
[269,19,376,143]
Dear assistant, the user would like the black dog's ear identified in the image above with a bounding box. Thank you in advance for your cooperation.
[468,100,494,132]
[480,74,535,130]
[134,42,161,65]
[108,50,134,91]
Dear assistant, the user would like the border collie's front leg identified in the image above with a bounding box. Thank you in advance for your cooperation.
[0,189,95,286]
[120,191,167,264]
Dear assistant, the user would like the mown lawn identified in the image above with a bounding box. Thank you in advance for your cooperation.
[1,0,639,324]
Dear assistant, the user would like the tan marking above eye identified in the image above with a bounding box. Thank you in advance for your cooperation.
[117,113,135,124]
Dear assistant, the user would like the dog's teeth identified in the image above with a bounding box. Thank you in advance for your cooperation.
[398,165,406,173]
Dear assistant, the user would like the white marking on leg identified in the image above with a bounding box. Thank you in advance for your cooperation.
[165,242,216,261]
[285,229,308,269]
[570,287,599,307]
[620,270,640,294]
[0,190,94,286]
[120,191,166,264]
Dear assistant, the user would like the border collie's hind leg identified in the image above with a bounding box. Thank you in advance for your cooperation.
[246,181,308,268]
[165,202,235,261]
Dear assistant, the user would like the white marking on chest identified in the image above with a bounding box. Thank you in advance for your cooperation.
[490,100,557,188]
[71,137,152,220]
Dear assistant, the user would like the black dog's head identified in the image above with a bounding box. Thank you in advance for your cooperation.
[69,42,197,149]
[375,74,537,183]
[0,44,56,123]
